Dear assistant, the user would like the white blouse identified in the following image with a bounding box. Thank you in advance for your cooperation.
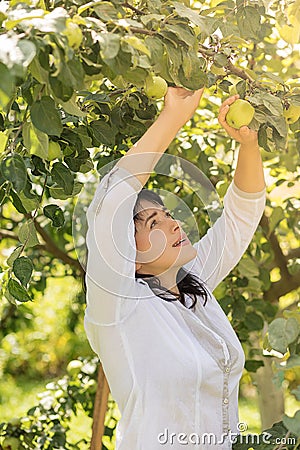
[84,165,266,450]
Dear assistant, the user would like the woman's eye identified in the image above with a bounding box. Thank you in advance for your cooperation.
[150,220,157,229]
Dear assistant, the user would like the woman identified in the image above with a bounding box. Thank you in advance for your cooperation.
[84,87,266,449]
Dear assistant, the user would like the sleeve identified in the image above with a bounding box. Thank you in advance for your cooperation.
[84,165,143,326]
[183,181,266,292]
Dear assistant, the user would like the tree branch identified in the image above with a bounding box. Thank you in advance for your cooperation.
[260,214,291,281]
[129,26,156,35]
[0,229,19,241]
[122,2,145,15]
[33,220,84,275]
[260,214,300,303]
[0,304,17,332]
[287,247,300,260]
[264,272,300,303]
[225,60,255,83]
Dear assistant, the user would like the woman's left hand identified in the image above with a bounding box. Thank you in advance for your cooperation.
[218,95,258,148]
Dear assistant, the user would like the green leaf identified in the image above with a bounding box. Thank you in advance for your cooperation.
[10,190,27,214]
[29,57,49,84]
[43,204,65,227]
[8,278,31,303]
[49,76,73,103]
[23,122,49,159]
[94,2,119,21]
[122,35,151,57]
[172,2,211,35]
[245,359,264,372]
[1,154,27,193]
[59,59,85,91]
[245,312,264,331]
[145,36,164,65]
[59,95,87,117]
[0,131,8,153]
[179,53,207,89]
[49,181,83,199]
[164,23,196,47]
[283,411,300,436]
[268,318,300,354]
[261,93,283,116]
[268,206,285,234]
[237,257,259,278]
[0,63,14,109]
[237,6,261,39]
[232,297,246,320]
[99,33,120,60]
[51,162,75,195]
[18,191,39,213]
[18,220,40,248]
[285,355,300,369]
[7,246,23,267]
[292,386,300,401]
[89,120,116,147]
[13,256,33,286]
[30,96,63,137]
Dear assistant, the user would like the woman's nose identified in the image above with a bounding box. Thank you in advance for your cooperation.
[171,218,182,232]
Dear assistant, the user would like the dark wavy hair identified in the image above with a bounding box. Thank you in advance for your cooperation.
[133,188,209,310]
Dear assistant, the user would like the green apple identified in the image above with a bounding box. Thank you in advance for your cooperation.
[144,76,168,99]
[283,104,300,124]
[67,359,83,376]
[226,99,255,129]
[48,141,61,161]
[63,20,83,49]
[2,436,20,450]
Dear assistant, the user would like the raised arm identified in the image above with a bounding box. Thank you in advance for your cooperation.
[184,95,266,292]
[115,87,204,186]
[218,94,265,194]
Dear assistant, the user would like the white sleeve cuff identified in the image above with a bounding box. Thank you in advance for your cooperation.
[231,181,266,200]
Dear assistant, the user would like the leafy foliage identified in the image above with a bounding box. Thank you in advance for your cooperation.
[0,0,299,447]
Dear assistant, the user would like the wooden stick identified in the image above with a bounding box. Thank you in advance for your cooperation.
[90,364,110,450]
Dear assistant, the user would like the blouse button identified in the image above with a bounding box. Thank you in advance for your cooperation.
[223,398,229,404]
[225,367,230,373]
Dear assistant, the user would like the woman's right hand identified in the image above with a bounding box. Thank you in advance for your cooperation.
[162,86,204,126]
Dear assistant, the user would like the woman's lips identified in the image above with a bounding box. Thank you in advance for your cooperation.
[172,236,190,247]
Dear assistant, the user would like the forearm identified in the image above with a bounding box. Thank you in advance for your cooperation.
[233,143,266,193]
[115,109,183,186]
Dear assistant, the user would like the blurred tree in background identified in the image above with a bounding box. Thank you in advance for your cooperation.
[0,0,299,448]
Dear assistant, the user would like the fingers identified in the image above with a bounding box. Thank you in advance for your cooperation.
[220,94,239,111]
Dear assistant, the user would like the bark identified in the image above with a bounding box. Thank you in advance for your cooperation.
[91,364,110,450]
[253,356,284,430]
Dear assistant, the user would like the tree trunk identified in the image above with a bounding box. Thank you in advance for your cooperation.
[91,364,110,450]
[253,356,284,430]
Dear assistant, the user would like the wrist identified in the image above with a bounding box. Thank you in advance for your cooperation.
[239,142,260,152]
[159,107,186,129]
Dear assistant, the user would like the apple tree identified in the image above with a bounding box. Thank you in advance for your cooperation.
[0,0,299,448]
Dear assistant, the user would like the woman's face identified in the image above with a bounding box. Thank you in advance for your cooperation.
[134,200,197,275]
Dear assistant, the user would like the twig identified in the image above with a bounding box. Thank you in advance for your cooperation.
[122,2,145,15]
[129,26,157,35]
